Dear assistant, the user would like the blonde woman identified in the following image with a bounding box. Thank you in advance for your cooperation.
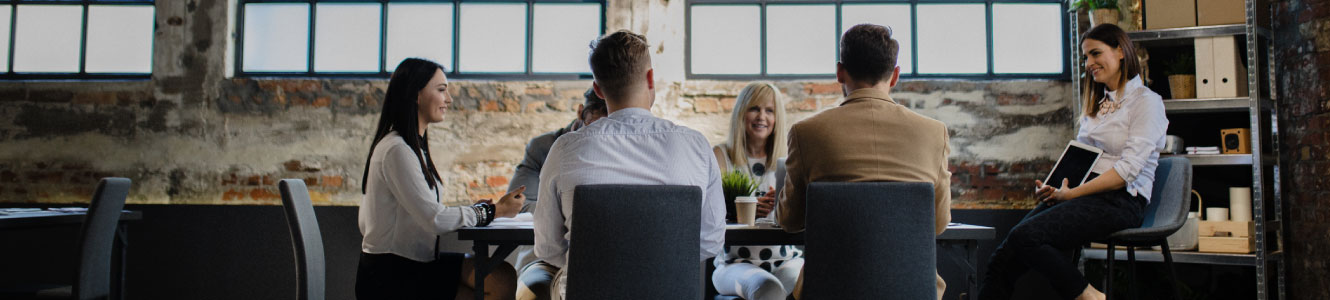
[711,82,802,300]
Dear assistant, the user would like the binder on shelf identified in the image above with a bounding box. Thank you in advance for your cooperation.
[1193,36,1249,99]
[1195,37,1215,99]
[1212,36,1250,98]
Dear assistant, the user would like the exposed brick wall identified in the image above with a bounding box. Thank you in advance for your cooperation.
[0,0,1071,210]
[1274,0,1330,297]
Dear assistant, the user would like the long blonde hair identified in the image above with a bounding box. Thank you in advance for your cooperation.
[722,82,789,175]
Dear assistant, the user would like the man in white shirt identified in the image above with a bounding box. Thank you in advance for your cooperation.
[532,30,727,300]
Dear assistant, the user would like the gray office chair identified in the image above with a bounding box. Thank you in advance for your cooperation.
[1,177,132,300]
[72,177,132,300]
[566,185,703,300]
[803,182,937,299]
[279,179,325,300]
[1096,157,1192,300]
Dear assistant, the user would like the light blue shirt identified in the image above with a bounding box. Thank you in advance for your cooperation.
[1077,76,1170,203]
[534,107,726,268]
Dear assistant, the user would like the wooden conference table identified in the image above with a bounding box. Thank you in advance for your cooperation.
[0,208,142,300]
[458,222,995,300]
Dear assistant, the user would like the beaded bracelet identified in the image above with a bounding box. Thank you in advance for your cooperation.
[472,202,495,227]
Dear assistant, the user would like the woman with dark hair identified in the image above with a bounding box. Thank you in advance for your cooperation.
[978,24,1169,300]
[357,58,522,300]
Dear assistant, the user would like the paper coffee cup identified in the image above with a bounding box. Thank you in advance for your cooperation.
[735,196,758,226]
[1206,207,1230,222]
[1229,187,1252,222]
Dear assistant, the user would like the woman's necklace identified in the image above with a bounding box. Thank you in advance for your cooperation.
[1097,93,1121,117]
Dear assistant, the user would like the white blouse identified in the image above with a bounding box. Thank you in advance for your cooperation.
[1076,76,1170,203]
[359,131,478,262]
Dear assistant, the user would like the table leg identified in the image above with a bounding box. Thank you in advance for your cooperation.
[472,241,519,300]
[473,241,489,300]
[966,240,978,300]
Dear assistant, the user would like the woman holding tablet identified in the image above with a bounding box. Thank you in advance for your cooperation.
[978,24,1169,300]
[357,58,522,300]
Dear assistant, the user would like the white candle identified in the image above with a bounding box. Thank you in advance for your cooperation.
[1230,187,1252,222]
[1206,207,1230,222]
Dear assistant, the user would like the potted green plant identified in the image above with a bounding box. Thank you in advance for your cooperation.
[1164,52,1196,99]
[1070,0,1119,27]
[721,170,758,222]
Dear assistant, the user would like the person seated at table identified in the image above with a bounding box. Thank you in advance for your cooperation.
[710,82,803,300]
[532,30,726,300]
[978,24,1168,300]
[777,24,952,300]
[509,88,608,300]
[357,57,523,300]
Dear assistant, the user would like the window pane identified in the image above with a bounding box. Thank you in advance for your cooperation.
[767,4,835,75]
[13,5,82,73]
[459,3,526,73]
[315,3,380,72]
[0,8,11,72]
[242,3,309,72]
[916,4,986,74]
[842,4,912,74]
[386,3,453,72]
[85,5,154,73]
[532,3,600,73]
[690,5,760,75]
[994,4,1063,74]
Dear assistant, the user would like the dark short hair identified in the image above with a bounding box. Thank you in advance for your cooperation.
[582,87,607,114]
[588,30,651,101]
[839,24,899,84]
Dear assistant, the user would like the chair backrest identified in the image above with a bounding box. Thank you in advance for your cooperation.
[567,184,702,300]
[279,179,325,300]
[1139,157,1194,231]
[803,182,936,300]
[73,177,131,300]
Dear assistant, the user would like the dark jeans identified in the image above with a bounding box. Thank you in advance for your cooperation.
[978,189,1146,300]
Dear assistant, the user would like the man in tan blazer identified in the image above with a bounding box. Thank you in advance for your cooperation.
[778,24,952,300]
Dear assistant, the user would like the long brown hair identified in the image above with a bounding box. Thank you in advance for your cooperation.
[1080,24,1141,118]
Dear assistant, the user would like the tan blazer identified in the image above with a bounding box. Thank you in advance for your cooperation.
[778,88,952,299]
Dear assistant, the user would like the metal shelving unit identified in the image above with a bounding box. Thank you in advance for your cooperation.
[1071,1,1285,299]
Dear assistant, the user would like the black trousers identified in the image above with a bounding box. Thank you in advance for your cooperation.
[978,188,1146,300]
[356,252,464,300]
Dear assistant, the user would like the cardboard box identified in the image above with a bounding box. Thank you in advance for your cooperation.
[1199,236,1254,253]
[1197,0,1246,26]
[1146,0,1198,29]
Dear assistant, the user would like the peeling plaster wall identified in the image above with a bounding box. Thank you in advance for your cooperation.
[0,0,1075,210]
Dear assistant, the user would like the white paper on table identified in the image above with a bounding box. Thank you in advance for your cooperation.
[490,212,533,225]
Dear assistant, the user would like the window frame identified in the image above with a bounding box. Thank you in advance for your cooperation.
[0,0,156,80]
[234,0,606,79]
[684,0,1070,81]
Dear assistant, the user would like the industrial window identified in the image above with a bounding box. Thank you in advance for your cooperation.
[1,0,156,80]
[236,0,606,79]
[686,0,1067,80]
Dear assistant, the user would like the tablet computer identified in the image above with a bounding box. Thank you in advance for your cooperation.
[1045,141,1104,189]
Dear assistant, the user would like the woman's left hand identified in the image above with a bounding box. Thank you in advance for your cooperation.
[1034,178,1076,203]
